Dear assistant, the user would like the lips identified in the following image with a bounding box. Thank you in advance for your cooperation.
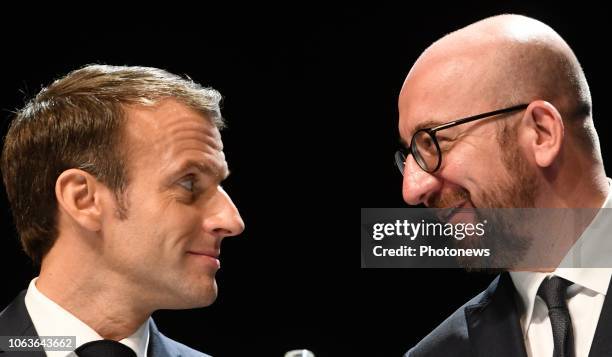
[187,250,221,269]
[437,201,470,223]
[187,250,220,259]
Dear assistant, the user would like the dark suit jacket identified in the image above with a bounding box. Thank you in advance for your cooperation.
[406,273,612,357]
[0,290,211,357]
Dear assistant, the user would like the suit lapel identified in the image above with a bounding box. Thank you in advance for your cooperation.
[465,273,528,357]
[0,290,45,357]
[588,275,612,357]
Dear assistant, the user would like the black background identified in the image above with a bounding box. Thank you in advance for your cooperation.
[1,3,610,356]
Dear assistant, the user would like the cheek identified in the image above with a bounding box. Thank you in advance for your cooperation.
[141,205,205,261]
[450,136,505,175]
[159,201,204,231]
[106,204,196,259]
[440,148,475,188]
[440,141,506,197]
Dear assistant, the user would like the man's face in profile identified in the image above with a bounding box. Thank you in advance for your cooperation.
[397,56,538,212]
[100,99,244,309]
[397,58,541,269]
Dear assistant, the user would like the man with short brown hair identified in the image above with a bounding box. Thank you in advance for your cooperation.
[0,65,245,356]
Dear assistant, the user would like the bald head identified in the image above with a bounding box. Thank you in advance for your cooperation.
[398,14,608,217]
[400,15,593,144]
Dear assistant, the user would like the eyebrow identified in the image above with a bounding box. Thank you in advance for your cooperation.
[413,120,445,133]
[400,119,445,147]
[176,159,230,181]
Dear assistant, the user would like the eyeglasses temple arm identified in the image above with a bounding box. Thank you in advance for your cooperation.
[430,103,529,132]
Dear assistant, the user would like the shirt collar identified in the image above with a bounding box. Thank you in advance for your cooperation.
[509,270,548,337]
[558,178,612,269]
[24,277,150,357]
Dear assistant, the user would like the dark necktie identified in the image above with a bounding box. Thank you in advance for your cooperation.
[538,276,574,357]
[74,339,137,357]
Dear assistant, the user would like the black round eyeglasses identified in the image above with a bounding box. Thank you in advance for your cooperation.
[395,104,529,175]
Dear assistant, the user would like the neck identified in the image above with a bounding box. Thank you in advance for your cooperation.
[36,239,153,340]
[540,152,608,209]
[514,161,608,272]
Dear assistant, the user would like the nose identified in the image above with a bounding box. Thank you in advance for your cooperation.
[402,155,442,206]
[203,186,245,239]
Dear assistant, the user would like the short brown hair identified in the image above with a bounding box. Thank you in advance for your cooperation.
[1,64,224,264]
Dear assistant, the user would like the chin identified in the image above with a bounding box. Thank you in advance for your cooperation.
[186,280,219,308]
[195,286,218,307]
[162,279,218,310]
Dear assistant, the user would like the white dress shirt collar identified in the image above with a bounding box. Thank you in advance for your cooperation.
[510,178,612,338]
[24,277,150,357]
[511,269,612,338]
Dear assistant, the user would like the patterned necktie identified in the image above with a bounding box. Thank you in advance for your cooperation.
[74,339,137,357]
[537,276,574,357]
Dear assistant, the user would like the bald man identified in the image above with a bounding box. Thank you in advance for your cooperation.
[397,15,612,357]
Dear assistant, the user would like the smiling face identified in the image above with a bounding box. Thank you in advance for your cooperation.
[394,15,606,270]
[396,36,544,270]
[101,99,244,309]
[398,42,539,212]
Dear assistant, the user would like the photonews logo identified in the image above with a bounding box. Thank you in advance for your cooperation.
[363,207,611,269]
[371,219,486,241]
[361,208,495,268]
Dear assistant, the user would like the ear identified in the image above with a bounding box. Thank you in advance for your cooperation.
[55,169,103,232]
[521,100,564,168]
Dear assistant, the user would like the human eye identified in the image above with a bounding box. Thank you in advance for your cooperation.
[435,135,454,151]
[178,175,197,193]
[420,135,434,148]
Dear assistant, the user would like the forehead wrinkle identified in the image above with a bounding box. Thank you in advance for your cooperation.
[127,110,220,151]
[153,122,222,165]
[160,138,227,178]
[193,157,229,180]
[171,152,228,181]
[159,115,221,147]
[158,132,221,158]
[145,121,226,182]
[159,116,221,142]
